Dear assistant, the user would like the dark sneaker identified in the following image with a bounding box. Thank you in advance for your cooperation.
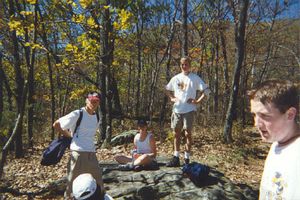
[184,158,190,165]
[166,156,180,167]
[133,165,143,172]
[118,163,134,171]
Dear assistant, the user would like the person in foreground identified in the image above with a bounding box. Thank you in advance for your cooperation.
[249,80,300,199]
[53,91,104,199]
[165,56,210,167]
[114,119,157,171]
[72,173,113,200]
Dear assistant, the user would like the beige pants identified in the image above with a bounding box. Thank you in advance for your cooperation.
[64,151,103,199]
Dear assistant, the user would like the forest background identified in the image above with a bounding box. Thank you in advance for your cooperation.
[0,0,299,198]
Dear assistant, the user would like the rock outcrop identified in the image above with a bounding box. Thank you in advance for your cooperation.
[102,157,258,200]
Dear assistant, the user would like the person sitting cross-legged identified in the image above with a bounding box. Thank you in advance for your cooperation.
[114,119,157,171]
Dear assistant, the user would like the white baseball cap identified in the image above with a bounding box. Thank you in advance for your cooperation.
[72,173,97,200]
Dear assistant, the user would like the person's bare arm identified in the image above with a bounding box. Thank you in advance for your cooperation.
[187,89,210,104]
[165,90,178,103]
[149,135,157,158]
[53,120,72,137]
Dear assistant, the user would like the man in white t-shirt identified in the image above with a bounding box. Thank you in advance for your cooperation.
[249,80,300,199]
[165,56,210,167]
[53,91,104,199]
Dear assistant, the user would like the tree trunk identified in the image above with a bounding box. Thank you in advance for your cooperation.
[223,0,249,143]
[25,3,38,148]
[38,6,57,139]
[182,0,188,56]
[220,30,230,119]
[111,76,123,118]
[214,34,219,114]
[0,81,28,178]
[8,0,25,158]
[159,0,179,142]
[0,54,3,123]
[135,8,143,117]
[100,0,114,146]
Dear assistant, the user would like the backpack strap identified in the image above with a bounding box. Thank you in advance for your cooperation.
[74,109,83,137]
[95,111,99,122]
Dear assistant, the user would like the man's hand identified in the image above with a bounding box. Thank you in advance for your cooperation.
[187,98,198,104]
[60,130,72,138]
[170,97,179,103]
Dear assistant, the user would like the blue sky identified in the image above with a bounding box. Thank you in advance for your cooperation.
[278,0,300,18]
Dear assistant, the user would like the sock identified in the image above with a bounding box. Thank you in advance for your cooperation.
[174,151,180,157]
[184,152,190,159]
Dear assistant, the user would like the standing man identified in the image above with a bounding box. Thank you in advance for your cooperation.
[249,80,300,199]
[165,56,210,167]
[53,91,104,199]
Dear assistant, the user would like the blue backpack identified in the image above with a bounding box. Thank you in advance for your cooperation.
[41,109,84,166]
[182,162,210,185]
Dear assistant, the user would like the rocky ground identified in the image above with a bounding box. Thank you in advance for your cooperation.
[0,125,269,199]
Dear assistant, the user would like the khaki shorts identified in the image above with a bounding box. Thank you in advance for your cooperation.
[65,151,103,199]
[171,111,195,131]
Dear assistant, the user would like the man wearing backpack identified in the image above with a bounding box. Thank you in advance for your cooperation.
[53,91,103,199]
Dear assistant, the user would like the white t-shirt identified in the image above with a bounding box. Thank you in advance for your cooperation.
[58,107,99,152]
[134,132,153,154]
[166,72,209,114]
[259,137,300,200]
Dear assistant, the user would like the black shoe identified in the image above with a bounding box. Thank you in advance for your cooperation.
[118,163,134,171]
[133,165,143,172]
[166,156,180,167]
[184,158,190,165]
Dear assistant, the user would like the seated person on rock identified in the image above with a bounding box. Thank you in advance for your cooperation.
[72,173,113,200]
[114,119,157,170]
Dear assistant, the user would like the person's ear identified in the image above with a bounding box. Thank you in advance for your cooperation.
[286,107,297,121]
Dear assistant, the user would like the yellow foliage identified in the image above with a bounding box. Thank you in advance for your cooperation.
[61,32,67,40]
[79,0,92,9]
[120,9,133,29]
[20,11,33,16]
[65,44,78,53]
[62,58,70,66]
[112,60,119,67]
[16,29,25,37]
[32,43,44,50]
[8,20,22,30]
[72,14,85,23]
[114,9,133,31]
[113,21,120,30]
[26,0,37,4]
[103,5,110,9]
[43,94,50,101]
[87,17,98,28]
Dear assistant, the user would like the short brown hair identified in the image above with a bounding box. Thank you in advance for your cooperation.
[180,56,191,65]
[248,80,299,114]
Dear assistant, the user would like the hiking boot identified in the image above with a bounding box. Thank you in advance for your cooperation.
[166,156,180,167]
[184,158,190,165]
[133,165,143,172]
[118,163,134,171]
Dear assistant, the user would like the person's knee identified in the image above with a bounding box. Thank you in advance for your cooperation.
[185,132,192,142]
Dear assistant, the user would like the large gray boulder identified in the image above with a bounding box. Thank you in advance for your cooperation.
[102,157,258,200]
[110,130,138,146]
